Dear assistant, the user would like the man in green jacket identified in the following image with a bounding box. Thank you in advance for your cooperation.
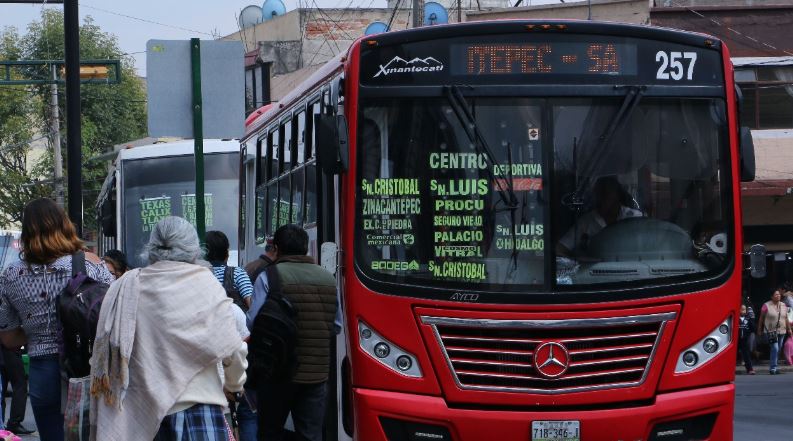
[250,224,338,441]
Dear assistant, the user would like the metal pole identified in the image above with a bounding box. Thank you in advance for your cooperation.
[50,64,64,208]
[412,0,421,28]
[588,0,592,20]
[64,0,82,236]
[191,38,206,244]
[458,0,461,22]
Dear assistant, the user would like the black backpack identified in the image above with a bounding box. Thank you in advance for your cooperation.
[222,266,248,312]
[248,265,299,382]
[57,251,110,378]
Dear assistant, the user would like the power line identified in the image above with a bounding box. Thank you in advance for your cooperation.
[79,3,215,37]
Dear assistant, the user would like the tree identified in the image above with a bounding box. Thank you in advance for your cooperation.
[0,10,147,232]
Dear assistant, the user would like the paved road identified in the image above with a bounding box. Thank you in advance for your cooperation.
[734,371,793,441]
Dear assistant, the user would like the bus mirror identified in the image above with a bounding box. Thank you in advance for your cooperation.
[316,114,349,175]
[320,241,338,276]
[749,244,766,279]
[740,126,755,182]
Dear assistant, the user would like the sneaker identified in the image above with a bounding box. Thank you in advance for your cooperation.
[748,370,756,375]
[5,423,34,435]
[770,370,777,375]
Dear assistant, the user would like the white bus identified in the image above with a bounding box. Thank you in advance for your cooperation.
[96,139,241,268]
[0,230,21,272]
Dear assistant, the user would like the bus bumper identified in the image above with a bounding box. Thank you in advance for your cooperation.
[352,384,734,441]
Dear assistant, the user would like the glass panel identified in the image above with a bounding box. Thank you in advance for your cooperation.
[552,98,729,286]
[255,186,266,245]
[282,120,292,172]
[122,153,239,268]
[0,232,20,272]
[734,68,756,83]
[306,163,318,224]
[356,98,545,290]
[269,131,278,182]
[254,65,264,108]
[354,97,732,295]
[292,167,305,225]
[308,102,322,159]
[245,69,254,112]
[277,176,291,228]
[758,85,793,129]
[296,111,306,165]
[267,183,278,235]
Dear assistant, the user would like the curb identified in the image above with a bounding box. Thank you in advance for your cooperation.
[735,362,793,375]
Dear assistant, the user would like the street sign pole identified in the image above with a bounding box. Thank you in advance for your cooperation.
[190,38,206,244]
[65,0,82,236]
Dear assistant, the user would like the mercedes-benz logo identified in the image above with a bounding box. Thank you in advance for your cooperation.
[534,342,570,378]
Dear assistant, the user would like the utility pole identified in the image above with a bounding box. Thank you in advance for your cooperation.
[412,0,423,28]
[64,0,82,236]
[457,0,461,22]
[49,64,64,208]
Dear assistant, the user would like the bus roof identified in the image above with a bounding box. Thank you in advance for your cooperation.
[116,139,239,162]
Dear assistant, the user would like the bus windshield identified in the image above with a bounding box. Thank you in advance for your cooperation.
[355,96,731,294]
[122,152,239,268]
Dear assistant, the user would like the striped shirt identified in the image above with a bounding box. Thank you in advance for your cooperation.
[0,255,114,357]
[210,265,254,299]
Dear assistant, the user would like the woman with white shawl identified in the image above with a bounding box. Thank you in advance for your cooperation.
[89,216,247,440]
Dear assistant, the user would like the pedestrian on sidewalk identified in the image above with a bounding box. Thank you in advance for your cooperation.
[206,230,254,311]
[757,287,792,375]
[1,347,33,434]
[738,304,756,375]
[89,216,247,441]
[0,198,114,441]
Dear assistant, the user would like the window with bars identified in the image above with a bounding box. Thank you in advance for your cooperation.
[735,66,793,129]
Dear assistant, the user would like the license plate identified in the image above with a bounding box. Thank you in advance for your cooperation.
[531,421,580,441]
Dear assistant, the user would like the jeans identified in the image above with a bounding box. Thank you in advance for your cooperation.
[257,380,327,441]
[739,336,754,372]
[769,336,783,373]
[236,389,258,441]
[29,355,63,441]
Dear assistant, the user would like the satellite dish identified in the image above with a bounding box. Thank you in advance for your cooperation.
[364,21,388,35]
[239,5,263,28]
[424,2,449,26]
[261,0,287,21]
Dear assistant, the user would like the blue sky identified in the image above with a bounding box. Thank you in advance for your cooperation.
[0,0,561,75]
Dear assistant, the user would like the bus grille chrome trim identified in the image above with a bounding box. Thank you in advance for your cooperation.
[421,313,675,394]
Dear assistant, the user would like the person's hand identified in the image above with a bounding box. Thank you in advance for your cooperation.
[224,390,237,402]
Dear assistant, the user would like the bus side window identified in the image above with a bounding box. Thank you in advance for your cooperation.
[295,111,306,167]
[278,175,291,228]
[269,129,278,182]
[306,163,317,225]
[292,167,306,225]
[308,101,321,160]
[280,120,291,174]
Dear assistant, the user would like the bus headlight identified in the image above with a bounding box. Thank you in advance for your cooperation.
[675,316,732,373]
[359,321,422,378]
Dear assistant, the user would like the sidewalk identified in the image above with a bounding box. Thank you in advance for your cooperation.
[735,360,793,375]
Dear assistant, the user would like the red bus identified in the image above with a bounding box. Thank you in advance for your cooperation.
[240,20,757,441]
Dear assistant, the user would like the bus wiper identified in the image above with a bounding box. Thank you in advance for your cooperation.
[565,86,645,209]
[443,85,518,210]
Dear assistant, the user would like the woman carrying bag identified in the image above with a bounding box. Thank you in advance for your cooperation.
[757,288,792,375]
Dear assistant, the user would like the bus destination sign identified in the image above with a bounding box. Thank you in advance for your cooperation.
[453,42,637,76]
[361,34,723,87]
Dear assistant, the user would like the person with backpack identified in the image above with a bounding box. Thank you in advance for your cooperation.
[0,198,114,441]
[244,236,276,289]
[207,230,253,311]
[249,224,337,441]
[90,216,247,440]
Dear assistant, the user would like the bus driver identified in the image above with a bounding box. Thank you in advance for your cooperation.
[557,175,643,257]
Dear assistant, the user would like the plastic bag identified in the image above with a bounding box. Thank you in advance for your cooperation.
[64,376,91,441]
[785,337,793,366]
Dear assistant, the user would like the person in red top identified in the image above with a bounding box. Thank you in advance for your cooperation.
[757,287,793,374]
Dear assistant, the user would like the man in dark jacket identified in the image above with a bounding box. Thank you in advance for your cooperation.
[251,224,337,441]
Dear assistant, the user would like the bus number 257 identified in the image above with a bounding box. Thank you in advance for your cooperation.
[655,51,698,81]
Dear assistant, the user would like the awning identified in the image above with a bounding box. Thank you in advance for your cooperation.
[732,56,793,67]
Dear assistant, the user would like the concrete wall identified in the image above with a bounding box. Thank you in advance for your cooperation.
[752,130,793,181]
[466,0,651,24]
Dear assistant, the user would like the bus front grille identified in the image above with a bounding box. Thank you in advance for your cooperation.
[421,313,675,394]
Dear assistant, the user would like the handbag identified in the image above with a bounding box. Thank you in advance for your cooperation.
[766,331,779,345]
[64,376,91,441]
